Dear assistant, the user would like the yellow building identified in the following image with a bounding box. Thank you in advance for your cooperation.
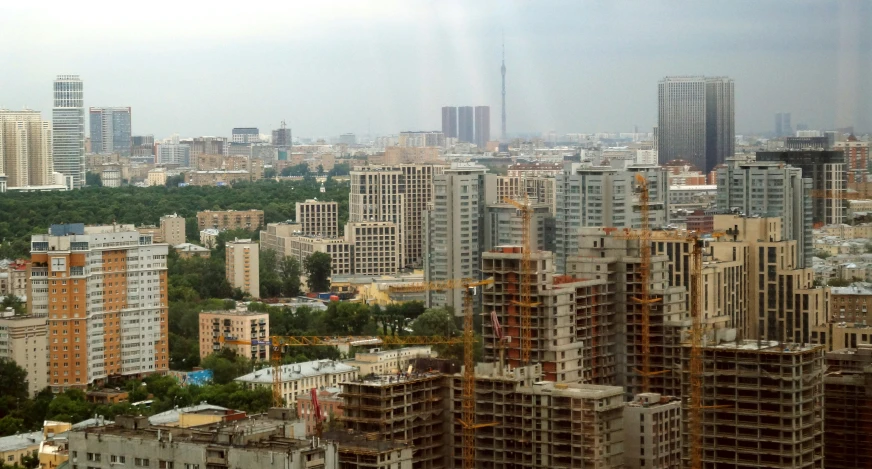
[225,239,260,298]
[0,431,42,467]
[199,309,269,361]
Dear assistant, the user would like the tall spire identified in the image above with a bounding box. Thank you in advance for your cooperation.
[501,34,507,141]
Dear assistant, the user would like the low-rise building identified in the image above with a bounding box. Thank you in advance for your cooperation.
[174,243,211,259]
[343,346,434,376]
[69,412,334,469]
[198,209,264,231]
[146,168,166,186]
[236,360,358,407]
[0,259,28,298]
[296,387,343,436]
[0,431,42,467]
[200,228,221,248]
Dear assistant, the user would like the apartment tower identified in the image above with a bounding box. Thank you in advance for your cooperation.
[295,199,339,238]
[457,106,474,144]
[0,110,54,189]
[756,150,847,225]
[474,105,491,148]
[441,106,457,139]
[0,313,48,396]
[52,75,85,189]
[28,223,169,391]
[225,239,259,299]
[423,163,495,310]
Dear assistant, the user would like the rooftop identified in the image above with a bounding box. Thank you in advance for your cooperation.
[148,403,229,426]
[174,243,210,253]
[236,360,356,384]
[349,371,443,387]
[831,283,872,295]
[708,339,820,353]
[0,431,43,453]
[522,381,625,399]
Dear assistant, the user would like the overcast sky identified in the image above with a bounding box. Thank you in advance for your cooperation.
[0,0,869,139]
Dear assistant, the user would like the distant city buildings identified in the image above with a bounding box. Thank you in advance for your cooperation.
[52,75,86,189]
[441,106,457,139]
[458,106,474,144]
[444,105,491,148]
[272,121,292,147]
[775,112,793,137]
[474,105,491,148]
[197,209,264,231]
[156,134,191,166]
[657,76,734,173]
[89,107,131,156]
[757,150,846,225]
[131,134,155,163]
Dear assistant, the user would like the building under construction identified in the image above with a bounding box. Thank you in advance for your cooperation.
[569,229,689,397]
[448,363,626,469]
[681,338,824,469]
[823,348,872,469]
[324,431,413,469]
[339,372,448,469]
[481,247,619,384]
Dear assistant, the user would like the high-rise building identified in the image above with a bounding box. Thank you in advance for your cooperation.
[272,121,292,147]
[198,309,268,361]
[775,113,783,137]
[231,127,259,143]
[554,165,670,273]
[823,347,872,469]
[483,202,554,252]
[458,106,474,144]
[441,106,457,139]
[0,109,54,189]
[29,223,169,391]
[836,136,870,185]
[657,76,734,173]
[681,340,824,469]
[52,75,85,189]
[474,105,491,148]
[155,135,191,167]
[716,158,813,268]
[295,199,339,238]
[225,239,259,299]
[0,313,48,396]
[338,133,357,145]
[757,150,846,225]
[423,163,495,310]
[88,107,131,156]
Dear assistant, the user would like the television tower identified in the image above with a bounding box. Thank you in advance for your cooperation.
[501,38,507,141]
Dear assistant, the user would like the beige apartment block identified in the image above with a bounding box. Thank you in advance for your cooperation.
[0,260,29,298]
[29,224,169,391]
[288,236,352,276]
[225,239,259,298]
[198,309,268,361]
[197,209,264,231]
[259,222,302,258]
[344,221,400,276]
[146,168,167,186]
[0,109,54,188]
[495,175,556,213]
[159,213,185,246]
[295,199,339,237]
[0,313,48,396]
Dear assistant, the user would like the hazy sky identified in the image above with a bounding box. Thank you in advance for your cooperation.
[0,0,869,139]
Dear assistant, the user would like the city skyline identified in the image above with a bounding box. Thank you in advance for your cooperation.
[0,1,868,139]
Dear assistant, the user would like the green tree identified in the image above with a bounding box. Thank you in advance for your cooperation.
[814,250,832,259]
[0,294,25,315]
[827,278,852,287]
[85,172,102,187]
[46,389,93,423]
[281,163,310,177]
[411,307,458,337]
[304,252,331,292]
[259,249,282,298]
[279,256,302,297]
[0,359,29,419]
[263,168,277,179]
[0,416,24,436]
[201,349,254,385]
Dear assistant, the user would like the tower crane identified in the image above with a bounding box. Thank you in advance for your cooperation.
[502,196,539,365]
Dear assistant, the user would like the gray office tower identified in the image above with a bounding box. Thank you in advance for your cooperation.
[458,106,474,144]
[756,150,846,225]
[89,107,132,156]
[657,76,734,173]
[474,106,490,148]
[52,75,85,189]
[441,107,457,139]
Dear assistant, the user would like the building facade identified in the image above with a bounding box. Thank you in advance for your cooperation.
[197,209,264,231]
[423,163,496,310]
[236,359,357,406]
[441,106,457,139]
[52,75,85,189]
[156,135,191,167]
[0,109,54,189]
[231,127,260,143]
[198,309,268,361]
[159,214,185,246]
[657,76,734,173]
[296,200,339,238]
[716,158,813,268]
[623,393,682,469]
[756,150,847,225]
[89,107,131,156]
[225,239,259,299]
[474,105,491,148]
[29,224,169,391]
[458,106,474,144]
[0,313,48,396]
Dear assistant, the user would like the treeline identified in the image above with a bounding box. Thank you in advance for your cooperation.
[0,178,350,259]
[0,359,272,438]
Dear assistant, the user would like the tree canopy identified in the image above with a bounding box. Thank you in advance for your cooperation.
[304,252,332,292]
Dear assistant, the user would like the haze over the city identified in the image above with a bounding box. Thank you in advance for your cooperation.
[0,0,868,137]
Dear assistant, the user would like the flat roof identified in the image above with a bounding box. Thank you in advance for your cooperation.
[236,360,356,384]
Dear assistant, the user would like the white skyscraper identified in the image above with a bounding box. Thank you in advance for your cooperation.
[52,75,85,189]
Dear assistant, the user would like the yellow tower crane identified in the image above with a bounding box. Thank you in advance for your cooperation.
[502,196,540,365]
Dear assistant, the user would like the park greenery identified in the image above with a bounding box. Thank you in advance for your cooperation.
[0,178,350,259]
